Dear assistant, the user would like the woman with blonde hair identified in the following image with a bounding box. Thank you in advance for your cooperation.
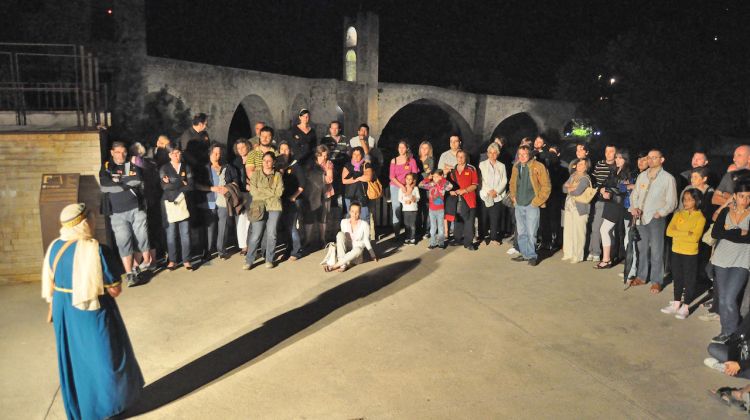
[417,140,434,238]
[42,203,143,419]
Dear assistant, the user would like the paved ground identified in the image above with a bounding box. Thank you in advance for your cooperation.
[1,239,748,419]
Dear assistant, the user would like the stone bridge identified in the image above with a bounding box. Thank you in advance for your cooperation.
[143,56,576,155]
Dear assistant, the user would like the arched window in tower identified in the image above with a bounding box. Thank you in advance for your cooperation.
[345,26,357,48]
[345,50,357,82]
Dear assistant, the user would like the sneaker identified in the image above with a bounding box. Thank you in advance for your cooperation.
[675,305,690,319]
[660,301,679,314]
[699,313,720,322]
[511,255,526,262]
[506,247,519,255]
[528,258,539,266]
[242,263,252,270]
[125,272,137,287]
[464,245,477,251]
[703,357,726,373]
[265,262,274,269]
[427,244,436,249]
[423,233,430,239]
[711,334,731,345]
[587,255,600,262]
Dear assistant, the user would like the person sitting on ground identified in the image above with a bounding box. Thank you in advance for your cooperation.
[661,188,705,319]
[562,158,592,263]
[706,313,750,410]
[323,201,378,272]
[399,173,420,245]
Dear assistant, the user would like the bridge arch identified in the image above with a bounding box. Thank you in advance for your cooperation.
[379,98,475,165]
[227,94,274,146]
[489,112,539,148]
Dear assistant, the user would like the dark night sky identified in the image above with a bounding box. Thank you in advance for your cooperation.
[144,0,741,99]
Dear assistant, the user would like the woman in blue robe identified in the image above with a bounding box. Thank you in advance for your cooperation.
[42,203,143,420]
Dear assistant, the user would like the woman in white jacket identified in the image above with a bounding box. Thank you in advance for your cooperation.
[479,143,508,246]
[323,201,379,272]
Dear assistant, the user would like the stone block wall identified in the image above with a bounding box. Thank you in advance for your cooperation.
[0,131,102,283]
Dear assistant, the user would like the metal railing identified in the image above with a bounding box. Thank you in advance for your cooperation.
[0,43,108,128]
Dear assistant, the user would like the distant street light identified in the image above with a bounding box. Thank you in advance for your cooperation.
[609,77,616,85]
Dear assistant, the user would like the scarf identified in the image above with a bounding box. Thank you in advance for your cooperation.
[41,221,104,311]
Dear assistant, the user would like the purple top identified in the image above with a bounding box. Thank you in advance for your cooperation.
[389,157,418,186]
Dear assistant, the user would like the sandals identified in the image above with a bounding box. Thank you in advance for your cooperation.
[594,260,613,269]
[650,283,662,294]
[711,387,748,411]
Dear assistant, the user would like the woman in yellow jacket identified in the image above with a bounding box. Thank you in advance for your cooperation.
[662,189,706,319]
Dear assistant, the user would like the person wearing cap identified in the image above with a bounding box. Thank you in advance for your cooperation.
[42,203,144,420]
[290,108,317,165]
[99,141,153,286]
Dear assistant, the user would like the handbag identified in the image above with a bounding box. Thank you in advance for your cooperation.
[702,223,716,246]
[320,241,337,266]
[367,178,383,200]
[574,187,597,204]
[501,193,514,208]
[247,202,266,223]
[164,192,190,223]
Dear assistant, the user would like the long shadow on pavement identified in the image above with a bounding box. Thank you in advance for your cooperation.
[118,258,423,417]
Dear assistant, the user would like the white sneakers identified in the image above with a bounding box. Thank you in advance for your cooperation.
[506,247,519,255]
[704,357,726,373]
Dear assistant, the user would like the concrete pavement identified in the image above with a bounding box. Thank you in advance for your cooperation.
[1,240,747,419]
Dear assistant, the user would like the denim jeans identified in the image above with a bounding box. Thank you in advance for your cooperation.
[166,219,191,264]
[204,207,229,255]
[708,342,750,379]
[515,204,540,259]
[390,185,403,234]
[635,217,666,285]
[246,211,281,264]
[429,209,445,247]
[283,200,303,258]
[715,266,750,335]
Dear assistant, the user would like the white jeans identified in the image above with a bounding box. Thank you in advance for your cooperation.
[336,231,365,267]
[236,210,250,248]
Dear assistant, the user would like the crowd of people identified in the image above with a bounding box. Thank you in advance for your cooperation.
[93,108,750,409]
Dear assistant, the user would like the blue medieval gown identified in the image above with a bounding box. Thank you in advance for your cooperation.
[48,239,144,420]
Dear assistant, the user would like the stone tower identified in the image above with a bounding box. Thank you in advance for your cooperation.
[342,12,380,134]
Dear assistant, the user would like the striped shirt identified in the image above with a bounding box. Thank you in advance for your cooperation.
[592,160,615,188]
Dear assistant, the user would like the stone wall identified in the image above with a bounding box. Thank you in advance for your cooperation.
[0,130,102,283]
